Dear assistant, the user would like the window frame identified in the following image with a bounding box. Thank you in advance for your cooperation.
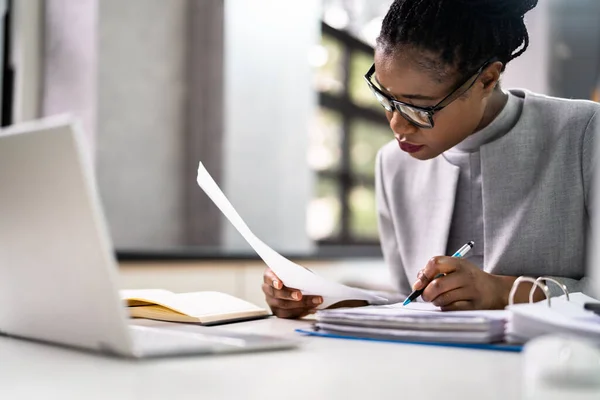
[315,22,389,247]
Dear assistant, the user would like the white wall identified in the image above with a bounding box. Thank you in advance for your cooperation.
[500,1,549,94]
[43,0,97,155]
[12,0,43,123]
[222,0,320,253]
[95,0,188,248]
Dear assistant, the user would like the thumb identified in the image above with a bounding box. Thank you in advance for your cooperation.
[412,256,461,290]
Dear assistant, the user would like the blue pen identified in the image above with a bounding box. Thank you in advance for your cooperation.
[402,241,474,306]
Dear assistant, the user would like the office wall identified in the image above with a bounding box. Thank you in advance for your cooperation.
[41,0,321,253]
[95,0,188,249]
[500,0,549,94]
[222,0,320,254]
[546,0,600,99]
[42,0,188,249]
[11,0,43,124]
[42,0,97,152]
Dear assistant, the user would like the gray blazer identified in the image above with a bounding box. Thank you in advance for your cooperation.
[375,89,599,298]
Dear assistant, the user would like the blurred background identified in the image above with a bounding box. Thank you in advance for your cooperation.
[3,0,600,305]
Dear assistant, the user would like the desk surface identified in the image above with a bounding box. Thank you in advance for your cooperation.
[0,317,522,400]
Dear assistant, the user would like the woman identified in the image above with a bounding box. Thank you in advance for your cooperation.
[263,0,599,317]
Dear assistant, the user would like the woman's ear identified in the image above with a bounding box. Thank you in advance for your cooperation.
[480,61,503,95]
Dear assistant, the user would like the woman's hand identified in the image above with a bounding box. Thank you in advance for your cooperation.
[262,268,323,319]
[412,256,511,311]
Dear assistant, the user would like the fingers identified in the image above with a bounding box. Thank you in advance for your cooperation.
[264,292,323,318]
[263,268,312,302]
[262,268,323,319]
[412,257,463,290]
[264,293,322,311]
[262,282,302,301]
[262,283,322,306]
[263,268,283,289]
[413,270,433,290]
[429,287,473,308]
[440,300,474,312]
[421,272,465,303]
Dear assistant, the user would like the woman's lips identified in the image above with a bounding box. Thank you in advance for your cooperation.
[398,141,425,154]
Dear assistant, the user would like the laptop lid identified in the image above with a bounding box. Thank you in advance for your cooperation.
[0,115,134,356]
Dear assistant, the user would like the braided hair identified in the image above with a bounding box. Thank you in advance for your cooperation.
[377,0,538,81]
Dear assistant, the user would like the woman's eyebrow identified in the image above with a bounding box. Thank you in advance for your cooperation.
[374,76,438,101]
[398,93,438,101]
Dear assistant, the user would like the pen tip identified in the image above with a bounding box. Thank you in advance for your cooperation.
[468,241,474,247]
[402,299,411,306]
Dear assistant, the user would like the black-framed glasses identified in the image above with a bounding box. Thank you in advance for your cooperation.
[364,58,497,129]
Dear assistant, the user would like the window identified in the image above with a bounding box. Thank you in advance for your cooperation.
[307,22,390,245]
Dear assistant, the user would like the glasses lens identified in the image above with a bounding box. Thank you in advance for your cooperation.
[367,84,393,112]
[395,104,432,128]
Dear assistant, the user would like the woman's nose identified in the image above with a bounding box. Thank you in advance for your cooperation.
[388,110,418,137]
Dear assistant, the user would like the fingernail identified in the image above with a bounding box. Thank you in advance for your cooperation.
[312,297,322,305]
[292,292,301,300]
[272,280,281,290]
[412,280,423,290]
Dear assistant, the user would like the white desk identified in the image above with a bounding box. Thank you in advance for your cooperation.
[0,318,522,400]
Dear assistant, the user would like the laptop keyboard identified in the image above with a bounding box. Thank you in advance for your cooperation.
[129,325,241,357]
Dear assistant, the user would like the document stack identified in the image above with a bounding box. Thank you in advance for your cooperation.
[311,302,508,345]
[302,277,600,351]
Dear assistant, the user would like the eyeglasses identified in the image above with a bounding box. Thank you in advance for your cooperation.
[363,58,497,129]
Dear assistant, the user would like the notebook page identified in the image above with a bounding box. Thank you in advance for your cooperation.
[196,162,387,308]
[124,291,265,318]
[167,292,265,317]
[384,302,440,311]
[120,289,174,301]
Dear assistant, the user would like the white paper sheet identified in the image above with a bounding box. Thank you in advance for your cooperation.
[196,162,387,308]
[320,301,509,320]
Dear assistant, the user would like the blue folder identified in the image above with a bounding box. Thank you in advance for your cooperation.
[295,328,523,353]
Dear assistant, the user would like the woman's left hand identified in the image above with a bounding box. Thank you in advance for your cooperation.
[412,256,509,311]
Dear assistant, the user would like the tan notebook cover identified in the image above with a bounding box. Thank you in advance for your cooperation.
[121,289,270,325]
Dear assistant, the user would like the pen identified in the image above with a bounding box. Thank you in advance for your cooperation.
[402,241,474,306]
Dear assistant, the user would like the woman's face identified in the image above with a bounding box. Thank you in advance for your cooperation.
[373,48,501,160]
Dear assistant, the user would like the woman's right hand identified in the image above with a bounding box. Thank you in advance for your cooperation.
[262,268,323,319]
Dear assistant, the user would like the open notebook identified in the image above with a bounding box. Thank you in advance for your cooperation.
[121,289,270,325]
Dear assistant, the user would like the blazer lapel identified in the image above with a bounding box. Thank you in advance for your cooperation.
[480,124,537,273]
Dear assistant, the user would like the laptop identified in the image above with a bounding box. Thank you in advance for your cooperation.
[0,115,298,358]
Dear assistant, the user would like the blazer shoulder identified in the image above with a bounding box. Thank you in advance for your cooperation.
[515,89,600,129]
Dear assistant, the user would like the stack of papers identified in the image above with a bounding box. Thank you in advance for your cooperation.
[308,293,600,347]
[313,302,508,344]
